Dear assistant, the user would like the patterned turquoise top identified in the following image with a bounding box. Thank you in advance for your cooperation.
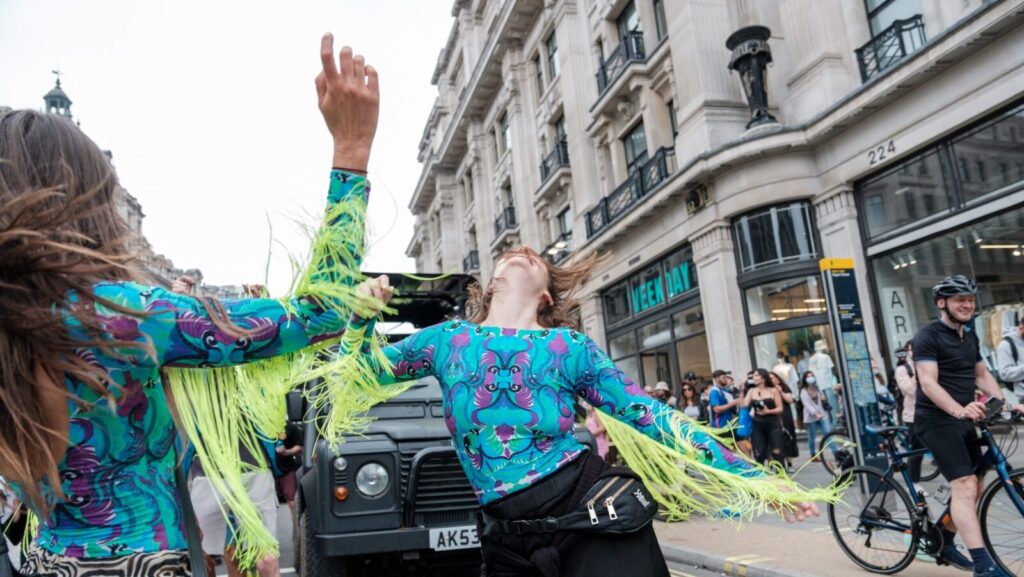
[351,319,755,504]
[14,170,367,558]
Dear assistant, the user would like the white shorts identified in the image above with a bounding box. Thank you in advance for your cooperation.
[191,471,278,555]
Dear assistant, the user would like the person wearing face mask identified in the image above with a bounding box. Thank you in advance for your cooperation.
[799,371,830,460]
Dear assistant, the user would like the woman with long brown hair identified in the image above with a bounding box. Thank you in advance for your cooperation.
[346,250,831,577]
[0,34,377,576]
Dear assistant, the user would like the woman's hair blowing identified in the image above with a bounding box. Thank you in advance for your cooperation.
[0,110,141,511]
[466,246,601,330]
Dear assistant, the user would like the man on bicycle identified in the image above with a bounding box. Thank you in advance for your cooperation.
[913,275,1023,577]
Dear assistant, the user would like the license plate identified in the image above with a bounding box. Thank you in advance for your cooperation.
[428,525,480,551]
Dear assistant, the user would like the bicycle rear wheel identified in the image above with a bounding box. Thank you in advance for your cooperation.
[820,430,856,477]
[980,468,1024,577]
[919,453,940,482]
[828,466,919,574]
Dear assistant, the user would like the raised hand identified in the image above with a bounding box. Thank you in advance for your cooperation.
[353,275,393,319]
[315,33,379,172]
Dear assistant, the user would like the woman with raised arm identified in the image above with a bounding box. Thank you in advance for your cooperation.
[349,248,836,577]
[0,34,377,577]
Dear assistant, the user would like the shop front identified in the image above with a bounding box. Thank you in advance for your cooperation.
[858,100,1024,367]
[732,202,837,375]
[601,244,710,397]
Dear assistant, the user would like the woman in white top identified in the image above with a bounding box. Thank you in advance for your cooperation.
[798,371,831,460]
[893,343,922,481]
[679,382,707,422]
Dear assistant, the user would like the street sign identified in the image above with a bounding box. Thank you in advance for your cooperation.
[820,259,886,474]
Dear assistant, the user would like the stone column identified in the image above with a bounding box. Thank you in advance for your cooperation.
[813,188,884,359]
[579,292,605,348]
[691,223,751,372]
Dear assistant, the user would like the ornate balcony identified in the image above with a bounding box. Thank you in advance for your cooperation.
[855,15,926,82]
[586,147,676,239]
[542,232,573,264]
[493,206,518,238]
[462,250,479,273]
[540,141,570,183]
[596,31,646,96]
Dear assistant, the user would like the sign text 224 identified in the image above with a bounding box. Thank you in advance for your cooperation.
[867,140,896,167]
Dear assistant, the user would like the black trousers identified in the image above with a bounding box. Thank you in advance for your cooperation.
[751,417,784,467]
[478,451,669,577]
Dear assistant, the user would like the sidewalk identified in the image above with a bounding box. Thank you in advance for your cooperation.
[653,446,974,577]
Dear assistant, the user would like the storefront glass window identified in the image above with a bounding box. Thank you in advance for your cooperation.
[630,263,666,315]
[638,317,672,349]
[672,305,705,339]
[734,203,818,273]
[641,350,672,388]
[751,325,835,375]
[608,332,638,359]
[952,103,1024,203]
[603,281,631,326]
[662,247,698,299]
[746,275,827,325]
[676,333,712,384]
[860,150,952,240]
[616,356,640,385]
[871,205,1024,364]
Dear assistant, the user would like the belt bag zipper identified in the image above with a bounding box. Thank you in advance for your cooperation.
[587,478,621,525]
[604,480,634,521]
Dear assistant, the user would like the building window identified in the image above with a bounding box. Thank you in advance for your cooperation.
[616,1,640,41]
[603,281,632,326]
[859,150,953,241]
[667,99,678,139]
[465,170,475,204]
[557,206,573,237]
[622,122,648,175]
[864,0,921,37]
[952,102,1024,202]
[546,32,560,79]
[654,0,668,41]
[745,275,827,325]
[555,115,567,143]
[534,55,545,97]
[503,183,514,207]
[869,205,1024,364]
[733,203,818,273]
[496,112,511,157]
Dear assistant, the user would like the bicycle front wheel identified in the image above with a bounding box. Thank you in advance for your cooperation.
[820,430,856,477]
[828,466,919,574]
[980,468,1024,576]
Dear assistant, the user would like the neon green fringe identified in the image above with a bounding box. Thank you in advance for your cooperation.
[602,412,848,522]
[164,182,411,573]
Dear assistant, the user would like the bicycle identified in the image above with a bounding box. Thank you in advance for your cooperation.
[818,428,940,481]
[828,404,1024,574]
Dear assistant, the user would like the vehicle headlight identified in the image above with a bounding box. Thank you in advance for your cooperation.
[355,462,389,497]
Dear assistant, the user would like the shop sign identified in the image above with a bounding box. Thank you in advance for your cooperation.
[880,286,914,349]
[631,259,695,314]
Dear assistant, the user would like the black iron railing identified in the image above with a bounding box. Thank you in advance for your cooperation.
[855,15,926,82]
[494,206,518,238]
[462,250,479,273]
[540,141,570,182]
[542,232,573,264]
[596,31,646,96]
[586,147,676,238]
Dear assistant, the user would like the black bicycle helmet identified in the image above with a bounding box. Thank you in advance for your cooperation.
[931,275,978,299]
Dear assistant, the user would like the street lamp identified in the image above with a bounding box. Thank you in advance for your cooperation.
[726,25,777,129]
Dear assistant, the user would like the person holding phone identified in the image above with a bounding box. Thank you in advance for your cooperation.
[912,276,1024,577]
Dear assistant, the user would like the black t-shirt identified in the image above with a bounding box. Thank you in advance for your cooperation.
[913,320,982,421]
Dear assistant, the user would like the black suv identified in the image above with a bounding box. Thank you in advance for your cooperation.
[291,273,595,577]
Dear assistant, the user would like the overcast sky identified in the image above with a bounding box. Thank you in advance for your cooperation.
[0,0,452,292]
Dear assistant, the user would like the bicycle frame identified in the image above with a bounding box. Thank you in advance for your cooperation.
[858,421,1024,536]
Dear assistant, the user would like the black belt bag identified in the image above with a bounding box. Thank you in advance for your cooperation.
[481,469,657,537]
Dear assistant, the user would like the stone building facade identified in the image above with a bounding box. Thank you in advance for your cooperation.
[408,0,1024,396]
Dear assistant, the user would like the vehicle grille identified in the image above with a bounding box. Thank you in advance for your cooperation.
[399,442,478,524]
